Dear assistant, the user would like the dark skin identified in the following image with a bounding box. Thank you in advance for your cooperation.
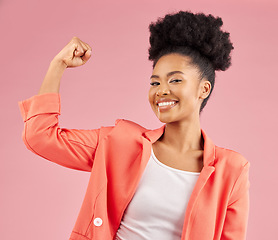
[39,37,210,173]
[148,53,211,172]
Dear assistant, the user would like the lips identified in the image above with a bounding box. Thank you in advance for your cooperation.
[156,98,179,105]
[157,101,176,107]
[155,98,179,112]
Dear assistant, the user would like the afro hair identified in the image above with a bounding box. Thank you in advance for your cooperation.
[148,11,234,71]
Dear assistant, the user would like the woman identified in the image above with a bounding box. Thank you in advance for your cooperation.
[19,11,250,240]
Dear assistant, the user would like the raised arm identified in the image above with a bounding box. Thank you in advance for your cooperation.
[38,36,92,94]
[19,37,105,172]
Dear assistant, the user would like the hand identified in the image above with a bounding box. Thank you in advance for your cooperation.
[53,37,92,68]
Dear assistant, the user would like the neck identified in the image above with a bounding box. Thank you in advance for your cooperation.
[160,119,204,153]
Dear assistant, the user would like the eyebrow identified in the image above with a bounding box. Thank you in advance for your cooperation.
[150,71,185,79]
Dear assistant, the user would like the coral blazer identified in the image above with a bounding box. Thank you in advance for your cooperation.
[19,93,250,240]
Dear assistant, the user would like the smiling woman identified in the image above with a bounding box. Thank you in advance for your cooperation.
[18,10,250,240]
[148,54,211,123]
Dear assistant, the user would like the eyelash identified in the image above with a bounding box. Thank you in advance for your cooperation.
[150,79,182,86]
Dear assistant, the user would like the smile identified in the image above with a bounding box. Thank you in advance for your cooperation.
[157,101,178,112]
[158,101,176,107]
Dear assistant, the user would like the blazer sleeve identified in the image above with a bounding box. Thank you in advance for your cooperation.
[18,93,104,172]
[221,161,250,240]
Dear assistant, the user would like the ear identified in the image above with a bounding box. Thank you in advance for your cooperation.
[199,79,211,100]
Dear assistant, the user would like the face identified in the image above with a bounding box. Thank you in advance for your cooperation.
[148,53,211,124]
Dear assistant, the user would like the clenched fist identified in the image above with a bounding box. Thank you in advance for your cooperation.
[53,37,92,68]
[38,37,93,95]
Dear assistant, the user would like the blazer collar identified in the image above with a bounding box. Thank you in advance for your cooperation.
[143,125,216,167]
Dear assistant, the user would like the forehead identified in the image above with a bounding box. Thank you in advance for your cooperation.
[152,53,199,76]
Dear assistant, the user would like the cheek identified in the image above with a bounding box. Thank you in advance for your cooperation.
[148,89,154,103]
[175,88,195,106]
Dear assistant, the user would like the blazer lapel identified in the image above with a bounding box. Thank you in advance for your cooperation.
[143,126,216,239]
[181,129,216,239]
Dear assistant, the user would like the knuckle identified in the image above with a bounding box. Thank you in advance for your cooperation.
[71,36,80,43]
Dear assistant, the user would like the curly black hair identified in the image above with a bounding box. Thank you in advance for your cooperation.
[148,10,234,113]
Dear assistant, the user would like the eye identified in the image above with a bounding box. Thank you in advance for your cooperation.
[150,82,160,86]
[169,79,182,83]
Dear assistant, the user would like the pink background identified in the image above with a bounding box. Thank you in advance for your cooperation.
[1,0,277,239]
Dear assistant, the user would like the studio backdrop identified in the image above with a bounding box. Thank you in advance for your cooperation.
[0,0,277,239]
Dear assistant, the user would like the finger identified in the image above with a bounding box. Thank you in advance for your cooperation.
[75,40,91,58]
[77,42,91,62]
[79,41,91,55]
[66,42,78,59]
[84,44,92,57]
[83,41,92,52]
[84,43,92,57]
[74,45,85,57]
[81,50,92,62]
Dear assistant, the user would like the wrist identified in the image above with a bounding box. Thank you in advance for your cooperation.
[50,57,67,70]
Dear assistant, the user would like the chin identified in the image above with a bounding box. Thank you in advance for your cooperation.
[156,116,177,124]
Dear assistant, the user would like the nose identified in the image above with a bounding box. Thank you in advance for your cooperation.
[156,83,170,96]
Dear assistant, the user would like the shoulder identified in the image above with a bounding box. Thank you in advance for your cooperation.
[215,147,250,206]
[214,145,250,173]
[214,146,250,199]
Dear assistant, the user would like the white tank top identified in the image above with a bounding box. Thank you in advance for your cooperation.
[115,147,200,240]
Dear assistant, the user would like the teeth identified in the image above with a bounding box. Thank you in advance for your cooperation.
[158,101,176,107]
